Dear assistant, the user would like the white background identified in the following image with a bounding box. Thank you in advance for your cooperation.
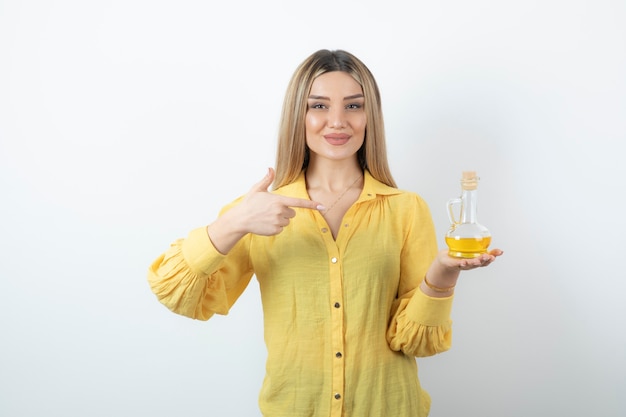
[1,1,625,416]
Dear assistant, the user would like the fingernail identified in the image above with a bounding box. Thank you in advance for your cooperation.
[316,205,326,211]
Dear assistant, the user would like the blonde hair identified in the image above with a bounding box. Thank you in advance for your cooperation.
[273,49,397,189]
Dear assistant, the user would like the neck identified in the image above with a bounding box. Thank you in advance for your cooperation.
[305,157,363,192]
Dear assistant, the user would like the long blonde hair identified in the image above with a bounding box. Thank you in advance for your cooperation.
[273,49,397,189]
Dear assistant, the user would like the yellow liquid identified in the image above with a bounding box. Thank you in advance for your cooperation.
[446,236,492,258]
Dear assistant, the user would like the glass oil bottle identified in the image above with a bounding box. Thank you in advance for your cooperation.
[445,171,491,258]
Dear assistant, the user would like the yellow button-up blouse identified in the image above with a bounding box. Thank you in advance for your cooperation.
[148,170,454,417]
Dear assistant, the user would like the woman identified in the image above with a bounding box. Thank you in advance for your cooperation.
[148,49,503,417]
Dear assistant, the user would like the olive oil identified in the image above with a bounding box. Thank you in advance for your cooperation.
[445,236,492,258]
[445,171,492,258]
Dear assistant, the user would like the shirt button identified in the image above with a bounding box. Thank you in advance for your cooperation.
[331,257,337,263]
[336,352,342,358]
[321,227,328,233]
[334,302,341,308]
[344,223,349,228]
[334,393,341,400]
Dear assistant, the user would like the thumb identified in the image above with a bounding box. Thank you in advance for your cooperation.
[249,167,275,193]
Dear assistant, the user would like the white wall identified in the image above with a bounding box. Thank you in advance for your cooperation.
[1,1,624,416]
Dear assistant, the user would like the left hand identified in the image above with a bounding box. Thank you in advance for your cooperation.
[438,248,504,271]
[421,248,504,297]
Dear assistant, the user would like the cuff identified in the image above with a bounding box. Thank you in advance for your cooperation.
[181,226,227,274]
[405,288,454,326]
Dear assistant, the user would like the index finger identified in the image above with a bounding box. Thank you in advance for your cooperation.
[277,196,325,211]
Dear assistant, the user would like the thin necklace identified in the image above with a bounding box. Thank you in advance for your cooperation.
[322,175,363,215]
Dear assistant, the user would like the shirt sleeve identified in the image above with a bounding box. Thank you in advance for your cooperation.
[386,194,454,357]
[147,212,254,321]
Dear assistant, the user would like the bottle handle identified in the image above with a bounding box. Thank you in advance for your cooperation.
[447,198,462,225]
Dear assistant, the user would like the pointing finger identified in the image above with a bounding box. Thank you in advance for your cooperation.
[278,196,326,211]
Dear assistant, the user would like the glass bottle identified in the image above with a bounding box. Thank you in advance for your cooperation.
[445,171,491,258]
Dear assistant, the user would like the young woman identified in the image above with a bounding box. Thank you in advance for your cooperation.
[148,49,503,417]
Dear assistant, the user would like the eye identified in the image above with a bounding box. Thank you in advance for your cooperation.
[309,102,327,110]
[346,103,363,110]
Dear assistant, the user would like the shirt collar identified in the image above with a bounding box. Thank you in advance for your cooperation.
[274,169,401,202]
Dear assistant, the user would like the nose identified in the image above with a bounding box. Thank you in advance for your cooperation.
[327,107,346,129]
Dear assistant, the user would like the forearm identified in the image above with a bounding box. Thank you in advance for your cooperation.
[420,258,460,298]
[148,228,231,319]
[420,248,502,297]
[387,288,454,356]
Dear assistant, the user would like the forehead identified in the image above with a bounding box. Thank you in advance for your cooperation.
[309,71,363,96]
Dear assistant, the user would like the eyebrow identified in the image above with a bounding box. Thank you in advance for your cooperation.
[308,94,365,100]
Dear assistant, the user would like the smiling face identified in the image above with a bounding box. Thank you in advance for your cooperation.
[305,71,366,164]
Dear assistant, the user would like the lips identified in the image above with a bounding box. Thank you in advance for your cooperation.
[324,133,351,145]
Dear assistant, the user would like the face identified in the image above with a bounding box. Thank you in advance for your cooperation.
[305,71,366,164]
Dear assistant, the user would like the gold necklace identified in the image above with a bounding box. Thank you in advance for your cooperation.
[322,175,363,215]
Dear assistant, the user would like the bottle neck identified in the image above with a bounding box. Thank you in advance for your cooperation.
[461,189,479,223]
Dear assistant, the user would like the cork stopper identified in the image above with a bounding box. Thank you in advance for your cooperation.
[460,171,479,190]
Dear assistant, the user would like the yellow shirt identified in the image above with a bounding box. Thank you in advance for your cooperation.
[148,170,454,417]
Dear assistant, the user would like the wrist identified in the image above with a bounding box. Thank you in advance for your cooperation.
[420,275,456,297]
[220,205,250,236]
[423,276,456,293]
[207,209,248,255]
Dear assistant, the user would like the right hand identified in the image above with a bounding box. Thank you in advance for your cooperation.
[233,168,324,236]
